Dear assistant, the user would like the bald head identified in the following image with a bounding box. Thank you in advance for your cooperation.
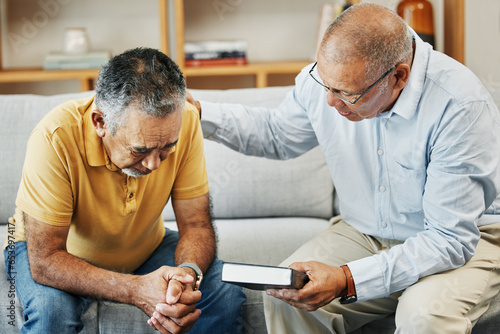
[319,3,413,81]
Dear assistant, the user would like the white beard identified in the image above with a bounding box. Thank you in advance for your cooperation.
[121,168,146,178]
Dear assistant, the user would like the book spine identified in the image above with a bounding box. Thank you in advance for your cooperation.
[290,269,309,289]
[185,51,246,60]
[185,57,247,67]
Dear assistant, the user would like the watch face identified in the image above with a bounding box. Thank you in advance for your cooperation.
[178,263,203,290]
[195,274,203,291]
[340,295,357,304]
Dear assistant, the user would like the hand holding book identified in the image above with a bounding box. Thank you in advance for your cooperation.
[264,261,349,312]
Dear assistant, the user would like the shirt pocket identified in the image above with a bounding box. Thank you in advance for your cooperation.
[390,162,426,214]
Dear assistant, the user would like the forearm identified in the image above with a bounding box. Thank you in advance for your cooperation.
[200,100,317,160]
[29,248,137,305]
[175,223,216,273]
[172,193,216,274]
[24,213,141,308]
[348,227,479,302]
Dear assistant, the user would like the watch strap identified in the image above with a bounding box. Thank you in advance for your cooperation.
[339,265,357,304]
[178,262,203,290]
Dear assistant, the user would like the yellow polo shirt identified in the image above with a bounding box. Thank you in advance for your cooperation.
[7,96,208,272]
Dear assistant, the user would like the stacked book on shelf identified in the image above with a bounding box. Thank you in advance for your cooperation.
[43,51,111,70]
[184,40,247,67]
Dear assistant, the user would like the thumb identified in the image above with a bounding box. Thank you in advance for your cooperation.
[166,279,183,304]
[166,267,195,285]
[288,262,308,273]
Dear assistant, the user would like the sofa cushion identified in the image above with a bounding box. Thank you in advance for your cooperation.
[0,91,94,224]
[204,141,333,219]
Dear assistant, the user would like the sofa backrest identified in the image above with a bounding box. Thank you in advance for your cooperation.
[0,91,95,224]
[0,87,335,225]
[163,87,335,220]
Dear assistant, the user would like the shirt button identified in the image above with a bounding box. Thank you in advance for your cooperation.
[379,185,386,192]
[377,149,384,156]
[381,221,387,228]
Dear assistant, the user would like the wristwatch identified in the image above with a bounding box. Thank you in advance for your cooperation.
[339,265,357,304]
[178,262,203,290]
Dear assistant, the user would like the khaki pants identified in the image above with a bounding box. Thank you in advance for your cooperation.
[263,217,500,334]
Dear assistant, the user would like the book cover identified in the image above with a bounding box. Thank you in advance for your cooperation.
[185,40,247,55]
[185,50,246,60]
[221,262,309,290]
[184,40,247,63]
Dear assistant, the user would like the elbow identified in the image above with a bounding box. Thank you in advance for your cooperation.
[27,254,52,286]
[449,238,477,269]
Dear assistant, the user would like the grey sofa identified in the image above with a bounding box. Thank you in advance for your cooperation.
[0,86,499,333]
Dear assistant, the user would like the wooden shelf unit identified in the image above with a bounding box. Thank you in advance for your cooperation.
[168,0,310,88]
[0,68,99,91]
[182,61,311,88]
[0,0,465,91]
[0,0,168,91]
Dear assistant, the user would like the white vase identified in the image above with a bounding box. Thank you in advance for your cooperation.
[63,27,90,54]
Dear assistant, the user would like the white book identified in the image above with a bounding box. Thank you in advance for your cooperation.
[222,262,309,290]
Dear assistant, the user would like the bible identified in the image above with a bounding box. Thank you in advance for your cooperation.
[221,262,309,290]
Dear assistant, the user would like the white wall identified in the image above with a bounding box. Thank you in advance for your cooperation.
[1,0,160,94]
[465,0,500,108]
[183,0,341,62]
[2,0,160,67]
[1,0,498,99]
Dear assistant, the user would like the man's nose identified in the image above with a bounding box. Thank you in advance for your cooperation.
[142,150,161,171]
[326,90,346,108]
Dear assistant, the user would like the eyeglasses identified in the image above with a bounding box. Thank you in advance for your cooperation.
[309,61,398,105]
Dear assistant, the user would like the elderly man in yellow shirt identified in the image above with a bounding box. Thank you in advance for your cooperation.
[3,47,245,334]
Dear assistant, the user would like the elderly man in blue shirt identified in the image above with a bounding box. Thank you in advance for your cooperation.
[190,3,500,333]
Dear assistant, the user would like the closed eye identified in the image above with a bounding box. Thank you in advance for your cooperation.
[130,139,178,156]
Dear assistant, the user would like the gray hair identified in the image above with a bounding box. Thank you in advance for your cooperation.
[95,47,186,135]
[320,3,413,82]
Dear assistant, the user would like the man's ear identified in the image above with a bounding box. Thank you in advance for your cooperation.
[91,110,106,138]
[394,63,411,91]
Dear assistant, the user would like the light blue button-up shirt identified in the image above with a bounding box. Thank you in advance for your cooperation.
[200,34,500,302]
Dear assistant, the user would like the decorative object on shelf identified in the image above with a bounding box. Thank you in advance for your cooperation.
[344,0,361,11]
[184,40,247,67]
[43,51,111,70]
[397,0,435,47]
[44,27,109,70]
[62,27,91,54]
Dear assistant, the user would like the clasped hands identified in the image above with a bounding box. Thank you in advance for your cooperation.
[141,266,202,334]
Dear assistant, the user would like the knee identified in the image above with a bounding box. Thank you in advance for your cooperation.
[396,308,437,333]
[222,281,247,307]
[201,273,246,308]
[203,259,245,295]
[22,288,85,333]
[395,299,471,334]
[199,259,246,310]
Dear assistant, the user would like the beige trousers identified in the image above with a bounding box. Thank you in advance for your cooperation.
[263,217,500,334]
